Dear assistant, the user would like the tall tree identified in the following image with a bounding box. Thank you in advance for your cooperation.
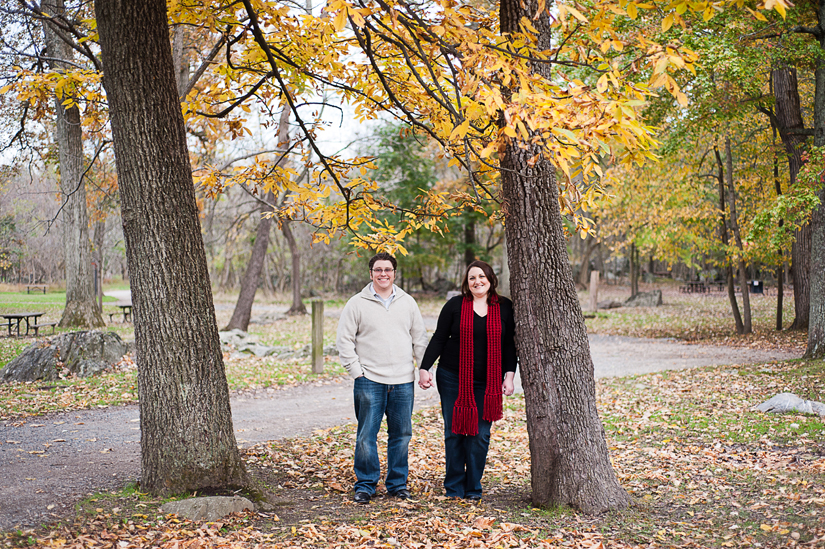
[41,0,104,328]
[498,0,630,512]
[93,0,246,494]
[762,66,811,330]
[225,107,293,330]
[724,136,753,334]
[797,0,825,356]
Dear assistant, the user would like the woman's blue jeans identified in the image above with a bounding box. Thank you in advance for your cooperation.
[436,367,492,498]
[353,376,414,495]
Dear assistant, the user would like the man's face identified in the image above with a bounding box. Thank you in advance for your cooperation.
[370,259,395,293]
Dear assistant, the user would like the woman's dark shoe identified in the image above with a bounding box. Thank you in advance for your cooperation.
[353,491,371,504]
[390,488,412,500]
[465,494,482,502]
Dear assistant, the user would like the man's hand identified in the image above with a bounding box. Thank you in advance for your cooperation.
[418,369,433,389]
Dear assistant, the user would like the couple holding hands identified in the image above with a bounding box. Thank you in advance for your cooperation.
[336,252,517,504]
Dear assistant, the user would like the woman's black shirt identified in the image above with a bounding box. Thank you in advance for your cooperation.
[420,295,517,381]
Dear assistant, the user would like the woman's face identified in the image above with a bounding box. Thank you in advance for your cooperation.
[467,266,490,299]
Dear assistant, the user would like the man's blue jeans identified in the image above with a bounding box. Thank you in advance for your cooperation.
[353,376,414,495]
[436,367,492,498]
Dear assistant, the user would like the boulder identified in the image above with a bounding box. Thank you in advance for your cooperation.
[624,290,663,308]
[160,496,254,521]
[597,300,623,310]
[219,330,337,359]
[753,393,825,416]
[0,331,128,383]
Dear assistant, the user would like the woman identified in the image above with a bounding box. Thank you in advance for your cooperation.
[418,260,517,500]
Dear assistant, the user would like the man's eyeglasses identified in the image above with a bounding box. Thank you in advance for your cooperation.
[371,268,395,274]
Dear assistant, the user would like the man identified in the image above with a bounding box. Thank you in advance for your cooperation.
[336,252,429,504]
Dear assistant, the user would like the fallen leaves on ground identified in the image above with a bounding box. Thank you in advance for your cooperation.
[584,285,807,352]
[10,359,824,549]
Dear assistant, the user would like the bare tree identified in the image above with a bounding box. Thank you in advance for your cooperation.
[42,0,104,328]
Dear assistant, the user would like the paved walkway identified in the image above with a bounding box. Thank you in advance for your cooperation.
[0,335,798,530]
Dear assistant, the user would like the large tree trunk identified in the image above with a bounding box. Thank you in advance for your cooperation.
[94,0,246,495]
[725,136,752,334]
[773,67,812,331]
[42,0,104,329]
[499,0,629,513]
[224,192,274,331]
[715,144,744,333]
[807,38,825,357]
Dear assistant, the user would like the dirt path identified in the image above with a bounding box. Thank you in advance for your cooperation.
[0,335,799,531]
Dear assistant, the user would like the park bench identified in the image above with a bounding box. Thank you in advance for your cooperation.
[26,284,47,294]
[30,321,57,337]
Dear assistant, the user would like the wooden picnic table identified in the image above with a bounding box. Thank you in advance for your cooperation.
[109,302,132,323]
[682,281,708,294]
[1,312,45,337]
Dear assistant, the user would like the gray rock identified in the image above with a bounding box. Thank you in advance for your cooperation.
[250,311,287,325]
[160,496,254,521]
[220,330,337,359]
[219,329,256,347]
[238,342,277,357]
[753,393,825,416]
[624,290,663,308]
[597,300,623,310]
[0,331,128,383]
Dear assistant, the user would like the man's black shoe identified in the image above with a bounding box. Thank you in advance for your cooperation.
[465,494,482,502]
[390,489,412,500]
[353,491,371,504]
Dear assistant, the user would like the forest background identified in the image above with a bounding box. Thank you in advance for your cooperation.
[0,0,821,338]
[0,0,825,544]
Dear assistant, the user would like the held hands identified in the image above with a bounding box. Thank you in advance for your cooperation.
[502,372,516,396]
[418,369,433,390]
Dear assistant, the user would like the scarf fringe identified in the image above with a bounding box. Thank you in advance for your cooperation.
[452,404,479,436]
[482,389,503,423]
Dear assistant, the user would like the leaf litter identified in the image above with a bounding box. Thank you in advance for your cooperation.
[6,358,824,548]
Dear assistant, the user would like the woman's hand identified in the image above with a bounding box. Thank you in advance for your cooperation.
[418,369,433,390]
[502,372,515,396]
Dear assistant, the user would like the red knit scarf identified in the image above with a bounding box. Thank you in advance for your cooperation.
[452,295,503,436]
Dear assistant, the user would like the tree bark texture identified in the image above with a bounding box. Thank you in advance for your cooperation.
[773,66,812,331]
[715,145,743,333]
[42,0,104,329]
[501,145,629,513]
[807,45,825,357]
[224,192,274,331]
[725,137,752,334]
[94,0,246,494]
[499,0,629,513]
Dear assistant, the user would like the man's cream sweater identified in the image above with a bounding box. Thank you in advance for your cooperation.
[336,284,428,384]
